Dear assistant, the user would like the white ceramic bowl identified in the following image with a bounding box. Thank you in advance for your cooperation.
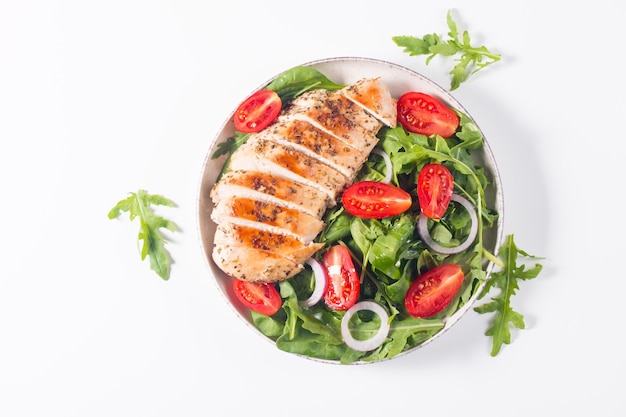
[197,57,504,364]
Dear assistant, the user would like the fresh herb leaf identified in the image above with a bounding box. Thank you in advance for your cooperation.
[211,131,249,160]
[392,10,501,90]
[108,190,179,280]
[266,66,346,102]
[474,234,543,356]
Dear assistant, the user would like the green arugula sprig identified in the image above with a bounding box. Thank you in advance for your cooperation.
[392,10,501,91]
[108,190,179,280]
[474,235,543,356]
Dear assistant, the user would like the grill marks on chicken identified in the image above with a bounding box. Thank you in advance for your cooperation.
[210,77,397,282]
[213,223,324,282]
[211,196,324,243]
[341,78,397,128]
[211,170,328,218]
[228,136,348,202]
[281,90,381,158]
[256,118,367,180]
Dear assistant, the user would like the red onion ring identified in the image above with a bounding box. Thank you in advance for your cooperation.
[371,148,392,184]
[417,193,478,255]
[341,301,390,352]
[299,258,327,307]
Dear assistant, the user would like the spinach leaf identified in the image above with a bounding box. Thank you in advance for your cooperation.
[266,66,346,102]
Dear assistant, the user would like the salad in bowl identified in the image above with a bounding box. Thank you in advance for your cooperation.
[197,57,504,364]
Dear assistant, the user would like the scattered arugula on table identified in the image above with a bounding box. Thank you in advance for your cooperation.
[393,10,501,90]
[108,190,179,280]
[474,235,543,356]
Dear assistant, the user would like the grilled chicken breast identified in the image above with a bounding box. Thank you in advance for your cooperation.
[210,77,396,283]
[213,223,324,282]
[212,244,303,283]
[228,136,349,202]
[340,78,397,128]
[281,90,381,157]
[255,118,368,180]
[210,170,329,218]
[211,195,324,243]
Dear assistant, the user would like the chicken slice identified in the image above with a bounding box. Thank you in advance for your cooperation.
[211,195,324,243]
[212,244,301,282]
[254,117,368,181]
[228,136,349,202]
[290,88,383,134]
[339,78,397,128]
[281,89,381,156]
[213,223,323,282]
[210,170,328,218]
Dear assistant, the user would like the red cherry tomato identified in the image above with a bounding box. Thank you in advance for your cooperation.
[233,89,282,133]
[404,264,464,318]
[233,278,282,316]
[397,92,459,138]
[341,181,412,219]
[417,163,454,220]
[322,245,360,311]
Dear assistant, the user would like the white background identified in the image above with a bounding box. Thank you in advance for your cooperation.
[1,1,623,416]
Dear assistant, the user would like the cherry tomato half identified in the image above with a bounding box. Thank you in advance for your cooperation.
[404,264,464,318]
[233,278,282,316]
[233,89,282,133]
[417,163,454,220]
[323,245,360,311]
[341,181,412,219]
[397,92,459,138]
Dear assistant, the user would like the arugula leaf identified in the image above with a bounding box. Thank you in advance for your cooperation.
[392,10,501,90]
[108,190,179,280]
[211,131,249,160]
[474,235,543,356]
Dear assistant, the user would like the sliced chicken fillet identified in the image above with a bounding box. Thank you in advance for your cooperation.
[210,77,397,283]
[228,136,349,202]
[210,170,328,218]
[254,118,368,181]
[211,195,324,243]
[339,78,397,128]
[281,90,380,156]
[213,223,323,282]
[212,244,302,282]
[289,88,383,134]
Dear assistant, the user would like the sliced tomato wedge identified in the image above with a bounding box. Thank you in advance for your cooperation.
[404,264,464,318]
[341,180,412,219]
[233,89,282,133]
[323,245,360,311]
[397,92,459,138]
[417,163,454,220]
[233,278,282,316]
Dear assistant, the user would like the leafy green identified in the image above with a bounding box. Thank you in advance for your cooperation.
[211,131,249,160]
[392,10,501,90]
[249,105,502,363]
[266,66,345,102]
[108,190,179,280]
[474,235,543,356]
